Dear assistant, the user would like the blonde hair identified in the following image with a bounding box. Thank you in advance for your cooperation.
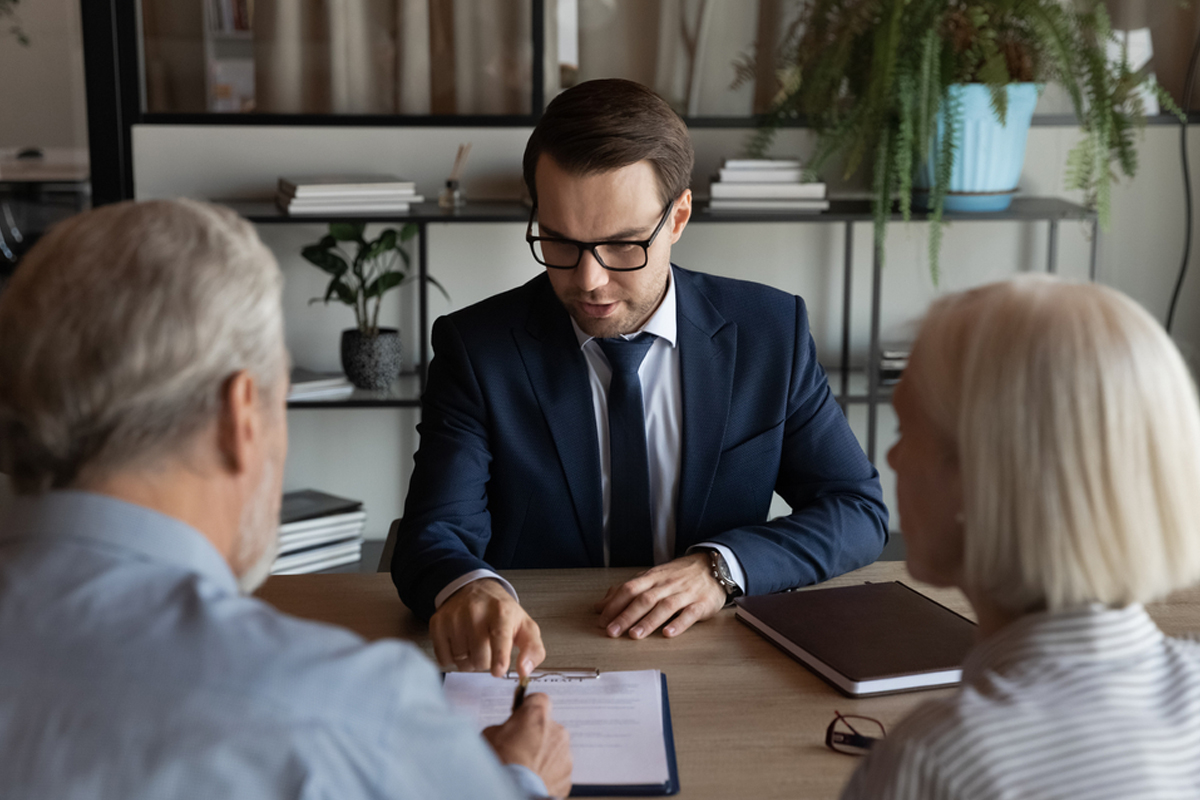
[0,199,284,493]
[907,275,1200,611]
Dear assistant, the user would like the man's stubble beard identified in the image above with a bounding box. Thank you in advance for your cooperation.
[564,269,670,339]
[232,459,280,594]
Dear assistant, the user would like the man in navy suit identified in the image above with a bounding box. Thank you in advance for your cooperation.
[392,79,887,680]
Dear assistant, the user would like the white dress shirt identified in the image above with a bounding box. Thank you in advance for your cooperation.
[841,602,1200,799]
[436,267,745,608]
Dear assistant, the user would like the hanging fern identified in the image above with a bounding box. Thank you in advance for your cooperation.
[743,0,1162,283]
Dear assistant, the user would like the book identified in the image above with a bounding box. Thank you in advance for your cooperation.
[278,525,366,556]
[735,582,977,697]
[717,167,805,183]
[444,669,680,796]
[279,511,368,554]
[708,199,830,212]
[278,175,418,198]
[281,195,422,207]
[287,368,354,401]
[723,158,803,170]
[280,509,367,536]
[277,199,417,216]
[287,384,355,401]
[710,182,826,200]
[270,538,364,574]
[280,489,364,525]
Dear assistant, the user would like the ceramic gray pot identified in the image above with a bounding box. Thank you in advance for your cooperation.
[340,328,402,390]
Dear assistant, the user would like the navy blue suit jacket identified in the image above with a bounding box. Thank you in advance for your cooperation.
[392,266,888,619]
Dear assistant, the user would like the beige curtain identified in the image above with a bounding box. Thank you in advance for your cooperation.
[254,0,532,114]
[1106,0,1200,110]
[571,0,796,117]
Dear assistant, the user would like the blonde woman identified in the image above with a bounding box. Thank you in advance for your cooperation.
[842,275,1200,799]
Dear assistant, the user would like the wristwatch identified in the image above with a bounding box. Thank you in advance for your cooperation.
[703,548,744,606]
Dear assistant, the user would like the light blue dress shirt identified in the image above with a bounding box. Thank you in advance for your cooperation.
[0,490,547,799]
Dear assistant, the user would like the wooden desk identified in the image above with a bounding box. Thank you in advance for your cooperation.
[256,562,1200,799]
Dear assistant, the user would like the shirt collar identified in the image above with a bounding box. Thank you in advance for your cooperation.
[570,265,679,348]
[962,603,1165,684]
[3,489,240,595]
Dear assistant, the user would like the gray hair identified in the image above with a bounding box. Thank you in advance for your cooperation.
[0,199,285,493]
[908,275,1200,611]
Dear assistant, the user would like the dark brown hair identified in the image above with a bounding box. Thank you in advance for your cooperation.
[523,79,694,206]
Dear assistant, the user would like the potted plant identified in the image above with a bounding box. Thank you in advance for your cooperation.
[744,0,1179,280]
[302,221,446,390]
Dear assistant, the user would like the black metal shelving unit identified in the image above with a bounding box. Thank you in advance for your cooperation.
[225,200,531,411]
[230,197,1098,463]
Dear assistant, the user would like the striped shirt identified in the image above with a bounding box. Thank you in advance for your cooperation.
[841,603,1200,799]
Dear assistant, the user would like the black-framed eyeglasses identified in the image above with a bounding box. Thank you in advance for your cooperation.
[525,200,674,272]
[825,711,885,756]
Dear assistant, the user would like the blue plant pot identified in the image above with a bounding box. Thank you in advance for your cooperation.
[917,83,1041,212]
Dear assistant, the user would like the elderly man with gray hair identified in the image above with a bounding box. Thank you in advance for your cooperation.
[0,199,571,799]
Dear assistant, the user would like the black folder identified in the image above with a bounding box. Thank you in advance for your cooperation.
[736,582,977,697]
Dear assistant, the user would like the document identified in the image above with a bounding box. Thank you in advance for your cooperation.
[443,668,677,794]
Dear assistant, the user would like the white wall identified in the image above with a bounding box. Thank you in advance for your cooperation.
[132,122,1200,540]
[0,0,88,149]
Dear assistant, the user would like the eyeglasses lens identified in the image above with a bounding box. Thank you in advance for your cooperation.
[532,238,581,268]
[594,243,647,269]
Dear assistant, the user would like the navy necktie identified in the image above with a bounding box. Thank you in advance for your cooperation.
[596,333,657,567]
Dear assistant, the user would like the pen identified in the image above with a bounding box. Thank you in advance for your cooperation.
[512,676,530,712]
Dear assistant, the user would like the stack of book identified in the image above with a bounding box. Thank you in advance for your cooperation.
[276,175,424,216]
[880,345,910,385]
[272,489,367,575]
[708,158,829,213]
[287,367,354,402]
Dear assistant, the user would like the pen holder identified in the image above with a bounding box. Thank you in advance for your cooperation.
[438,179,465,210]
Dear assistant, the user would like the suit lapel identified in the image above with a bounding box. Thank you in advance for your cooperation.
[512,280,605,566]
[675,270,736,551]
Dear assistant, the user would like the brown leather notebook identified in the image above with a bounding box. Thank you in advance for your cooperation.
[735,582,977,697]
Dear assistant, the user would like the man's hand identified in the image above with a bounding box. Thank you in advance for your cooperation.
[430,579,545,679]
[484,693,572,798]
[593,552,726,639]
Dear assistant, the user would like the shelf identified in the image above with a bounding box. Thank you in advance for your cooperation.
[287,373,422,409]
[700,197,1094,223]
[285,369,891,410]
[825,368,897,406]
[223,197,1095,226]
[221,200,531,224]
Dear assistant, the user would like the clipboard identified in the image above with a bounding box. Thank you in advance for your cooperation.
[443,668,680,796]
[570,672,679,797]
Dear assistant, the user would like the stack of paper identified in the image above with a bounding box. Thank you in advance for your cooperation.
[271,489,367,574]
[287,367,354,402]
[709,158,828,212]
[276,175,425,216]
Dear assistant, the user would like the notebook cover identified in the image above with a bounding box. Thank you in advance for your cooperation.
[279,489,364,525]
[735,582,976,697]
[570,672,679,797]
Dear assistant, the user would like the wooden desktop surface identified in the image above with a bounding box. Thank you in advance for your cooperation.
[256,561,1200,799]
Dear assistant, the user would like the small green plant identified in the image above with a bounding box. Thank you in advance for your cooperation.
[301,222,447,336]
[1,0,28,46]
[739,0,1181,280]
